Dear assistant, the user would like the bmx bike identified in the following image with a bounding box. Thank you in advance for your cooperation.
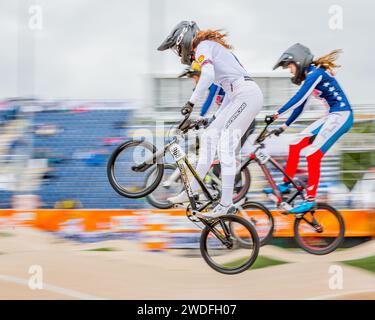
[107,115,260,274]
[237,119,345,255]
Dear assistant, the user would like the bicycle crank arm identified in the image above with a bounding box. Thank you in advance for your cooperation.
[299,216,324,232]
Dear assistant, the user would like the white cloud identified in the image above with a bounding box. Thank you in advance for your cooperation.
[0,0,374,103]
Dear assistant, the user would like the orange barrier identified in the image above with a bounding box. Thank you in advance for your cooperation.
[31,209,143,232]
[141,212,169,251]
[0,210,15,227]
[272,210,374,237]
[0,209,374,238]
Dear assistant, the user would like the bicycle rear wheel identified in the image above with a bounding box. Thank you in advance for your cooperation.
[200,215,260,274]
[107,140,164,198]
[294,202,345,255]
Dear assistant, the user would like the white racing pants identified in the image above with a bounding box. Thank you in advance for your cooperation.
[190,78,263,205]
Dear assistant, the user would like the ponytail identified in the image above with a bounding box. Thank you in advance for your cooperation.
[192,29,233,50]
[312,49,342,74]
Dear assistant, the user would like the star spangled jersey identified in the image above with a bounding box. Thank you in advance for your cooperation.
[278,65,352,126]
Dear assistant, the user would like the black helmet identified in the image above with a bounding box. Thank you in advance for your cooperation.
[273,43,314,85]
[157,21,200,65]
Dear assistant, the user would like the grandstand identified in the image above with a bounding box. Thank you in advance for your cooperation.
[0,103,150,209]
[32,109,149,209]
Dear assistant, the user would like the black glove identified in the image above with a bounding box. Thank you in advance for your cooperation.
[273,126,285,136]
[181,101,194,116]
[265,114,276,125]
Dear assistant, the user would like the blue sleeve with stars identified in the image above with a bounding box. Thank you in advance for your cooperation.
[277,69,324,116]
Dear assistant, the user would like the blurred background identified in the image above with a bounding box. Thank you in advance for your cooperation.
[0,0,374,300]
[0,0,374,211]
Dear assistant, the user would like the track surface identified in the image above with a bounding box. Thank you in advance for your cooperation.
[0,227,374,300]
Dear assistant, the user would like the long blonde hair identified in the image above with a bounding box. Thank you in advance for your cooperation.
[312,49,342,74]
[192,29,233,50]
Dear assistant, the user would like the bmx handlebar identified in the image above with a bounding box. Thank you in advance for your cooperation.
[177,115,208,133]
[255,122,278,144]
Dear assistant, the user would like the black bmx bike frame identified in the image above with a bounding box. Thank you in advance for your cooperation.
[164,116,220,214]
[165,117,235,245]
[132,114,235,246]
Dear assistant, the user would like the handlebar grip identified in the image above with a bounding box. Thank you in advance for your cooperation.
[181,107,190,115]
[264,115,274,125]
[272,127,285,136]
[181,102,194,116]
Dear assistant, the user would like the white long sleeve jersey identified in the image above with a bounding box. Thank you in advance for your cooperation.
[189,40,250,104]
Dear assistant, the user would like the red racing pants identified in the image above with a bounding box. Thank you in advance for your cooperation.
[283,111,353,198]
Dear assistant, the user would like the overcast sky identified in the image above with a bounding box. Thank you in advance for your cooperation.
[0,0,374,104]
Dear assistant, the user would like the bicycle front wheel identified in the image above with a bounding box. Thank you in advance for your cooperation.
[294,202,345,255]
[107,140,164,198]
[200,215,260,275]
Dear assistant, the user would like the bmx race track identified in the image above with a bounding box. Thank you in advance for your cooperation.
[0,227,374,300]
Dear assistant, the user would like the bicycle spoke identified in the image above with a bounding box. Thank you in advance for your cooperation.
[201,215,259,274]
[294,203,344,255]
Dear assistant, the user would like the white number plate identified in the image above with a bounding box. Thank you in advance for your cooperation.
[255,149,270,164]
[169,143,186,161]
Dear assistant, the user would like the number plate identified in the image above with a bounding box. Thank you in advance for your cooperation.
[169,143,186,161]
[255,148,270,164]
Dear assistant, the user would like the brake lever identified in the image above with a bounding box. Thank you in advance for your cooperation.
[177,115,191,131]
